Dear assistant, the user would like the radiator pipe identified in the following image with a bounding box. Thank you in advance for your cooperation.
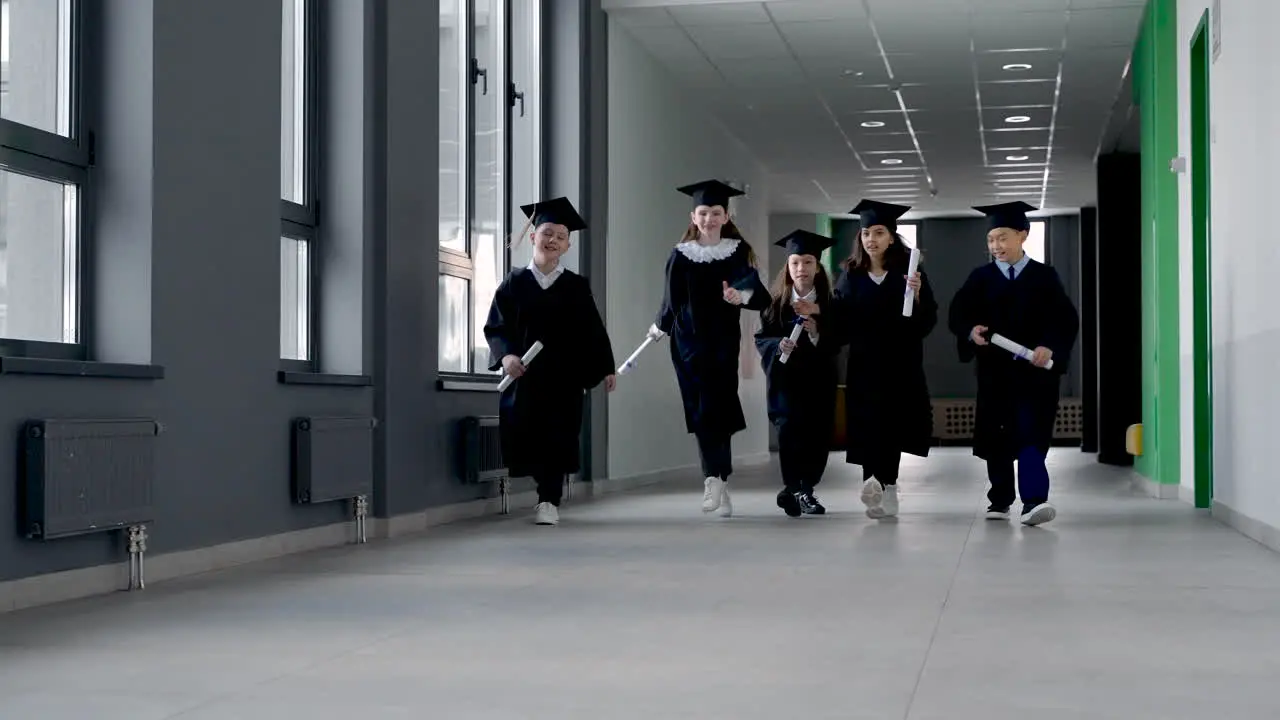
[127,524,148,590]
[353,495,369,544]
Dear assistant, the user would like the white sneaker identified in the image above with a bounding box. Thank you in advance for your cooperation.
[880,485,899,517]
[861,478,884,519]
[718,484,733,518]
[702,477,726,512]
[534,502,559,526]
[1020,503,1056,526]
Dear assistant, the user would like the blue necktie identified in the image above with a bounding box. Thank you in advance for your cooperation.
[1007,265,1016,280]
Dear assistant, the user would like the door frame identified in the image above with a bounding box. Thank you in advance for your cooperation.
[1190,10,1214,509]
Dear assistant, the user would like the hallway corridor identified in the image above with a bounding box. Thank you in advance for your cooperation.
[2,449,1279,719]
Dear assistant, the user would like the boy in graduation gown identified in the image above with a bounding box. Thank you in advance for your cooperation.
[755,229,841,517]
[947,201,1079,526]
[483,197,617,526]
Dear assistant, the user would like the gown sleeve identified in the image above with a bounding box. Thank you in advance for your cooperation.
[753,305,791,381]
[947,269,982,364]
[654,249,682,335]
[577,278,618,389]
[910,270,939,338]
[483,275,519,372]
[1037,266,1080,370]
[724,242,772,312]
[824,270,857,348]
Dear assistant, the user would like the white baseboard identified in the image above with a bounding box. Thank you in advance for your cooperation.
[0,454,770,615]
[1129,472,1180,499]
[1211,500,1280,555]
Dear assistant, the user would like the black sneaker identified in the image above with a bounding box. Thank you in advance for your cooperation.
[777,489,802,517]
[985,505,1011,520]
[798,491,826,515]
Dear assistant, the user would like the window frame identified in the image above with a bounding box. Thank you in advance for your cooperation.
[278,0,320,373]
[0,0,91,361]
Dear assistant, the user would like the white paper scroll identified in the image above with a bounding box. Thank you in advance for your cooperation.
[497,341,544,391]
[616,335,656,376]
[778,318,805,364]
[990,333,1054,370]
[902,247,921,317]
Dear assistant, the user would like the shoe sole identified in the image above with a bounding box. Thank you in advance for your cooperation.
[985,511,1010,521]
[1021,504,1056,526]
[860,479,884,508]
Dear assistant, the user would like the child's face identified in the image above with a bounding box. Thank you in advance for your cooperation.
[690,205,727,237]
[788,254,818,289]
[531,222,570,263]
[860,224,894,257]
[986,227,1027,263]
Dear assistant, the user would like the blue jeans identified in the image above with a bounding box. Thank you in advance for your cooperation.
[985,401,1049,510]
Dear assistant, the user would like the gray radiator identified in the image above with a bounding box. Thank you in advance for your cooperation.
[461,415,506,483]
[292,416,376,504]
[21,418,160,540]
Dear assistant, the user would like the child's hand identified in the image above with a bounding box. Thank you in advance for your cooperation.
[604,375,617,392]
[792,299,820,316]
[906,271,922,299]
[501,354,526,378]
[722,281,743,306]
[802,318,818,335]
[1031,346,1053,368]
[647,324,666,342]
[779,338,797,355]
[971,325,989,345]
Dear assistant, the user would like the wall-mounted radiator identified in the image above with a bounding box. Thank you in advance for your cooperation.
[460,416,511,512]
[931,398,1084,443]
[292,416,376,542]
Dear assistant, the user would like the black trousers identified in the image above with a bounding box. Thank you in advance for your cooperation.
[777,421,829,493]
[862,450,902,486]
[696,432,733,480]
[533,473,564,506]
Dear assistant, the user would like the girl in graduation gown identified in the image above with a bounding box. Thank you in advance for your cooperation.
[755,229,841,518]
[483,197,617,527]
[804,199,936,520]
[647,179,770,517]
[947,201,1079,527]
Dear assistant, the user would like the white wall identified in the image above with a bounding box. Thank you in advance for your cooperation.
[1176,1,1280,527]
[606,18,774,481]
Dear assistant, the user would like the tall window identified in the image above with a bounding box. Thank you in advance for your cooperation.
[439,0,542,376]
[280,0,317,370]
[0,0,87,360]
[1024,220,1047,263]
[897,223,918,249]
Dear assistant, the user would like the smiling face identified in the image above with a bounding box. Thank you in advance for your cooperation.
[690,204,727,238]
[986,226,1027,263]
[860,224,895,259]
[531,222,570,265]
[788,253,818,292]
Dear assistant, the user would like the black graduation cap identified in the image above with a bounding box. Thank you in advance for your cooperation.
[774,229,835,259]
[520,196,587,232]
[676,179,745,210]
[972,201,1037,232]
[850,199,911,232]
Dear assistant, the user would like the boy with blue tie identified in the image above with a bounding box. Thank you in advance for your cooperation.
[947,202,1080,526]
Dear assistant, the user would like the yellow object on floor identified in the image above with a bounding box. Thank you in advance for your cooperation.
[1126,423,1143,456]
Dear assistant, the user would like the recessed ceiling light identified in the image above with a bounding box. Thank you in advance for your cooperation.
[1005,115,1031,123]
[1006,155,1030,161]
[881,159,903,165]
[1002,63,1032,71]
[861,120,886,128]
[842,69,865,77]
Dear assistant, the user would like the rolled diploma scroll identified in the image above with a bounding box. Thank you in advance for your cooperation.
[617,335,656,375]
[990,333,1054,370]
[902,247,921,317]
[778,317,806,364]
[496,341,544,391]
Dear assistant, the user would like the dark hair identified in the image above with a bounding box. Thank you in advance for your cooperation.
[763,258,831,325]
[843,228,918,275]
[680,216,757,267]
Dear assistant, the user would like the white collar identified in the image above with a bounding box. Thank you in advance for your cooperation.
[676,237,740,263]
[527,261,564,288]
[791,286,816,303]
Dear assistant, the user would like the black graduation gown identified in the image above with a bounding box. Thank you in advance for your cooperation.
[655,240,770,437]
[947,260,1080,461]
[483,268,616,478]
[830,268,937,464]
[754,296,840,441]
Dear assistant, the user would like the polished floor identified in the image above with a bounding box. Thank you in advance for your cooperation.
[3,448,1280,719]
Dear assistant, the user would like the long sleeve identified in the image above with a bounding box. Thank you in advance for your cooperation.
[483,278,518,372]
[1038,267,1080,369]
[654,250,681,335]
[948,271,980,364]
[579,283,617,390]
[911,270,939,338]
[754,309,791,383]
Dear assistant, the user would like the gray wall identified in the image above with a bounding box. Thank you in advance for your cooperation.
[2,0,605,584]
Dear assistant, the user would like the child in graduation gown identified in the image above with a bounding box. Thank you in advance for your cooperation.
[483,196,617,527]
[647,179,770,518]
[947,201,1079,527]
[754,229,841,518]
[801,200,937,520]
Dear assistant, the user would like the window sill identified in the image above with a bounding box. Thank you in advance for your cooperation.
[437,375,501,392]
[0,357,165,379]
[277,371,373,386]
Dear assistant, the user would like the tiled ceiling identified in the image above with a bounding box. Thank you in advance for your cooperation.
[602,0,1144,215]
